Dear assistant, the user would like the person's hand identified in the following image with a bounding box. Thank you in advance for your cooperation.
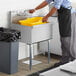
[42,16,48,22]
[29,9,35,13]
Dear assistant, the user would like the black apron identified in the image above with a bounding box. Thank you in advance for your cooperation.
[57,6,71,37]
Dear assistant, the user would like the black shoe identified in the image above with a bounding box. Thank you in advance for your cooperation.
[53,62,63,67]
[70,57,75,61]
[28,72,39,76]
[53,61,69,68]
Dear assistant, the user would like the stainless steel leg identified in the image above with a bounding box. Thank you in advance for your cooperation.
[48,40,51,63]
[29,44,32,70]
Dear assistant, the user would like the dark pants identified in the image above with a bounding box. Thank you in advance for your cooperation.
[57,7,72,62]
[60,37,72,62]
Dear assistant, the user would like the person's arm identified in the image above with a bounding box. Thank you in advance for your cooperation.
[46,7,57,17]
[35,1,48,10]
[46,0,63,17]
[42,0,63,22]
[29,1,48,13]
[42,7,57,22]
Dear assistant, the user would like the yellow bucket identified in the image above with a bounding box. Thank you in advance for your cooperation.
[19,17,47,26]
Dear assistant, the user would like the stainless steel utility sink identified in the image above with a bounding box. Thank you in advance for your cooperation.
[10,10,53,70]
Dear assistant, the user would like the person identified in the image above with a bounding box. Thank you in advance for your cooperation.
[29,0,75,66]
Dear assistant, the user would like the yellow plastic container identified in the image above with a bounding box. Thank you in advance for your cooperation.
[19,17,47,26]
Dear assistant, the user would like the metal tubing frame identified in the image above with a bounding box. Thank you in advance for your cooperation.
[28,39,51,70]
[48,40,51,63]
[29,44,32,70]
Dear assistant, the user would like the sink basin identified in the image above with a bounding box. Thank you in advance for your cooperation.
[11,22,53,44]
